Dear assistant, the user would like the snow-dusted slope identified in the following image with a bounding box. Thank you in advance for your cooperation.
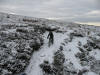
[0,12,100,75]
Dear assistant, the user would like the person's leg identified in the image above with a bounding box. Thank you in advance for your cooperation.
[51,38,54,45]
[48,38,51,47]
[50,38,53,47]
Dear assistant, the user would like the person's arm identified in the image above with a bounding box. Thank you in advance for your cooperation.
[47,33,50,39]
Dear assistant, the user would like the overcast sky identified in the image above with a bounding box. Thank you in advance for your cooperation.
[0,0,100,25]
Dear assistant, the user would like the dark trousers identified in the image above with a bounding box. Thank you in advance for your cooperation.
[48,38,54,47]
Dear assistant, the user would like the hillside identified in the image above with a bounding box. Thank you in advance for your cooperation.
[0,12,100,75]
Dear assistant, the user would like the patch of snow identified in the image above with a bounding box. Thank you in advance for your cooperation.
[89,49,100,60]
[86,72,98,75]
[63,37,88,70]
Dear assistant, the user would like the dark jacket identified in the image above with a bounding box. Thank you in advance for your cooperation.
[47,31,54,39]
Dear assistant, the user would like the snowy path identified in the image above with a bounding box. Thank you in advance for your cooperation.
[25,32,67,75]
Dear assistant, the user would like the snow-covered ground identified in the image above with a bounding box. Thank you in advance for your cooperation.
[0,12,100,75]
[63,37,88,70]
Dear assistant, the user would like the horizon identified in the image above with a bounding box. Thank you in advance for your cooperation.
[0,11,100,26]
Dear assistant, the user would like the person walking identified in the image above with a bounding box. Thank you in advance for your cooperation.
[47,31,54,47]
